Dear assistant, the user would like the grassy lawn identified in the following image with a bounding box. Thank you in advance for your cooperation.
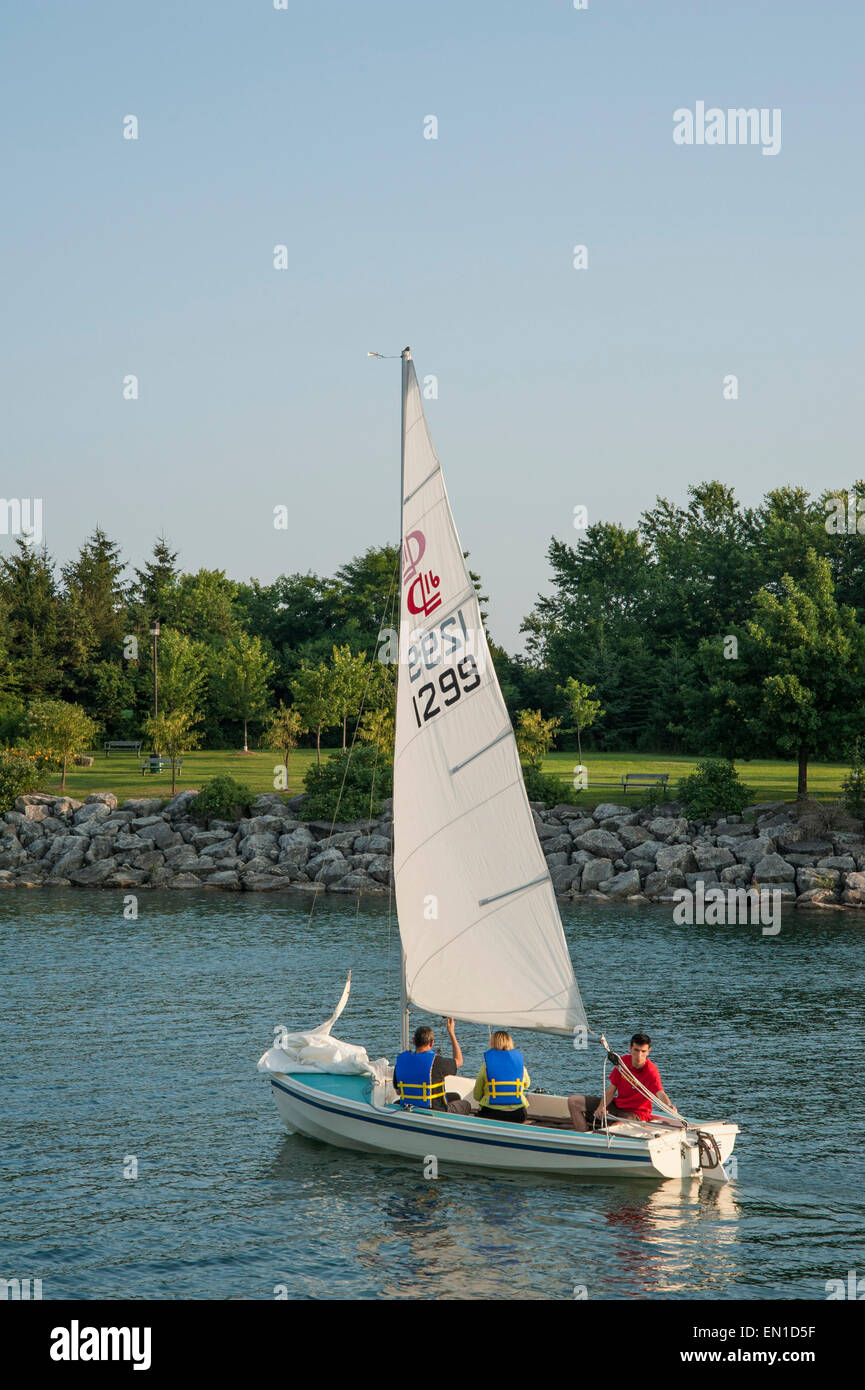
[542,750,846,810]
[46,745,846,809]
[50,748,329,804]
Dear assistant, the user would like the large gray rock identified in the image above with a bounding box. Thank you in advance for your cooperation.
[120,798,164,816]
[102,868,149,888]
[280,827,316,852]
[598,868,641,899]
[168,872,203,889]
[544,851,569,868]
[694,844,736,871]
[645,816,688,842]
[130,849,165,872]
[244,814,288,836]
[685,871,720,891]
[353,833,392,854]
[720,864,753,888]
[619,825,653,849]
[279,845,311,871]
[73,803,111,825]
[206,870,242,889]
[774,836,834,857]
[149,820,182,851]
[0,836,27,869]
[623,841,663,868]
[198,838,239,860]
[68,860,118,885]
[655,843,698,875]
[86,792,118,810]
[566,817,597,838]
[753,853,796,883]
[318,830,360,852]
[796,866,840,892]
[581,857,614,890]
[728,836,775,865]
[796,887,842,909]
[241,873,284,891]
[817,855,855,872]
[239,832,279,862]
[53,845,88,876]
[574,828,625,857]
[550,864,582,893]
[841,871,865,905]
[543,834,573,855]
[164,790,198,818]
[164,844,199,869]
[85,835,117,863]
[644,871,671,898]
[114,832,153,852]
[328,871,388,893]
[191,829,230,849]
[592,803,628,822]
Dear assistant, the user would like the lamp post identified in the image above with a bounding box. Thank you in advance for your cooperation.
[149,620,160,720]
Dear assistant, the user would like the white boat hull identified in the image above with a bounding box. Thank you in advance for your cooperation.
[269,1072,738,1181]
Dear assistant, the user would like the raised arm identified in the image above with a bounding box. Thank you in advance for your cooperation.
[445,1017,463,1068]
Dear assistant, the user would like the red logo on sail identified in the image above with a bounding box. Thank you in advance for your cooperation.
[403,529,442,618]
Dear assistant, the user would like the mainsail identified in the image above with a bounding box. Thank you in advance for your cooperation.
[393,351,587,1035]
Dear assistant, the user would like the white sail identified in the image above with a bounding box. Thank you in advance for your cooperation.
[393,352,587,1035]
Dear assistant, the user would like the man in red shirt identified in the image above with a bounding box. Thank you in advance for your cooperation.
[567,1032,677,1130]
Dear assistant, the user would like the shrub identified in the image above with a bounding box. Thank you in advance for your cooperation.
[521,764,576,806]
[791,796,858,837]
[677,758,752,819]
[301,745,392,822]
[841,740,865,820]
[193,775,254,825]
[0,748,52,813]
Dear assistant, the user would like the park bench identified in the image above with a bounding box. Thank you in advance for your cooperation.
[104,740,142,756]
[570,771,671,794]
[623,772,669,793]
[139,756,182,776]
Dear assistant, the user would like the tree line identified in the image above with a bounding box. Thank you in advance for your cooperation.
[3,479,865,798]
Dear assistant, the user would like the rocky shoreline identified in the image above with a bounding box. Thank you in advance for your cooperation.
[2,790,864,910]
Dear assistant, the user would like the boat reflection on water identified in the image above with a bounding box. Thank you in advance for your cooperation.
[351,1162,740,1300]
[599,1177,741,1298]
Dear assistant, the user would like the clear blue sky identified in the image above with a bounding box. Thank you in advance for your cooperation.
[2,0,862,650]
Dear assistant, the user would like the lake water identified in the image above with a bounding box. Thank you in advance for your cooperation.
[2,889,862,1301]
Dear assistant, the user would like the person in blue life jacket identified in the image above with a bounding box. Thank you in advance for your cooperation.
[392,1019,473,1114]
[473,1030,531,1122]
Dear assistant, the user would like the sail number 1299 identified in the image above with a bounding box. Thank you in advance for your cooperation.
[410,655,481,727]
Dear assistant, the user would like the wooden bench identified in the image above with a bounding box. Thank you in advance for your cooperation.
[104,740,142,756]
[139,756,182,776]
[623,773,669,793]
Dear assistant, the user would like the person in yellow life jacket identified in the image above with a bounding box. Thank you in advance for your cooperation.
[473,1030,530,1123]
[392,1020,473,1113]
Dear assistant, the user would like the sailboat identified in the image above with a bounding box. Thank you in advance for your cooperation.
[257,349,738,1181]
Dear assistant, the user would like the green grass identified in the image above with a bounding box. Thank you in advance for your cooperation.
[42,745,848,811]
[49,748,329,804]
[540,750,846,810]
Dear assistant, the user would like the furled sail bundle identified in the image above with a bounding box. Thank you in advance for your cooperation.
[393,352,587,1034]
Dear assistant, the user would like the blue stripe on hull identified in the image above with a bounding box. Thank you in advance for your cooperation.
[271,1077,653,1164]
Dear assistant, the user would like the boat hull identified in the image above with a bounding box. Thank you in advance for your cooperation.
[270,1072,738,1180]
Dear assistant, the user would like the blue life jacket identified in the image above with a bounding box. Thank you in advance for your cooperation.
[393,1049,446,1109]
[483,1048,526,1107]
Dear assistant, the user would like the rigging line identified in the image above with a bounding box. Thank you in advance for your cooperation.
[305,553,401,937]
[357,557,399,940]
[382,561,400,1014]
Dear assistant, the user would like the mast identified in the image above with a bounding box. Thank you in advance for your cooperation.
[397,346,411,1052]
